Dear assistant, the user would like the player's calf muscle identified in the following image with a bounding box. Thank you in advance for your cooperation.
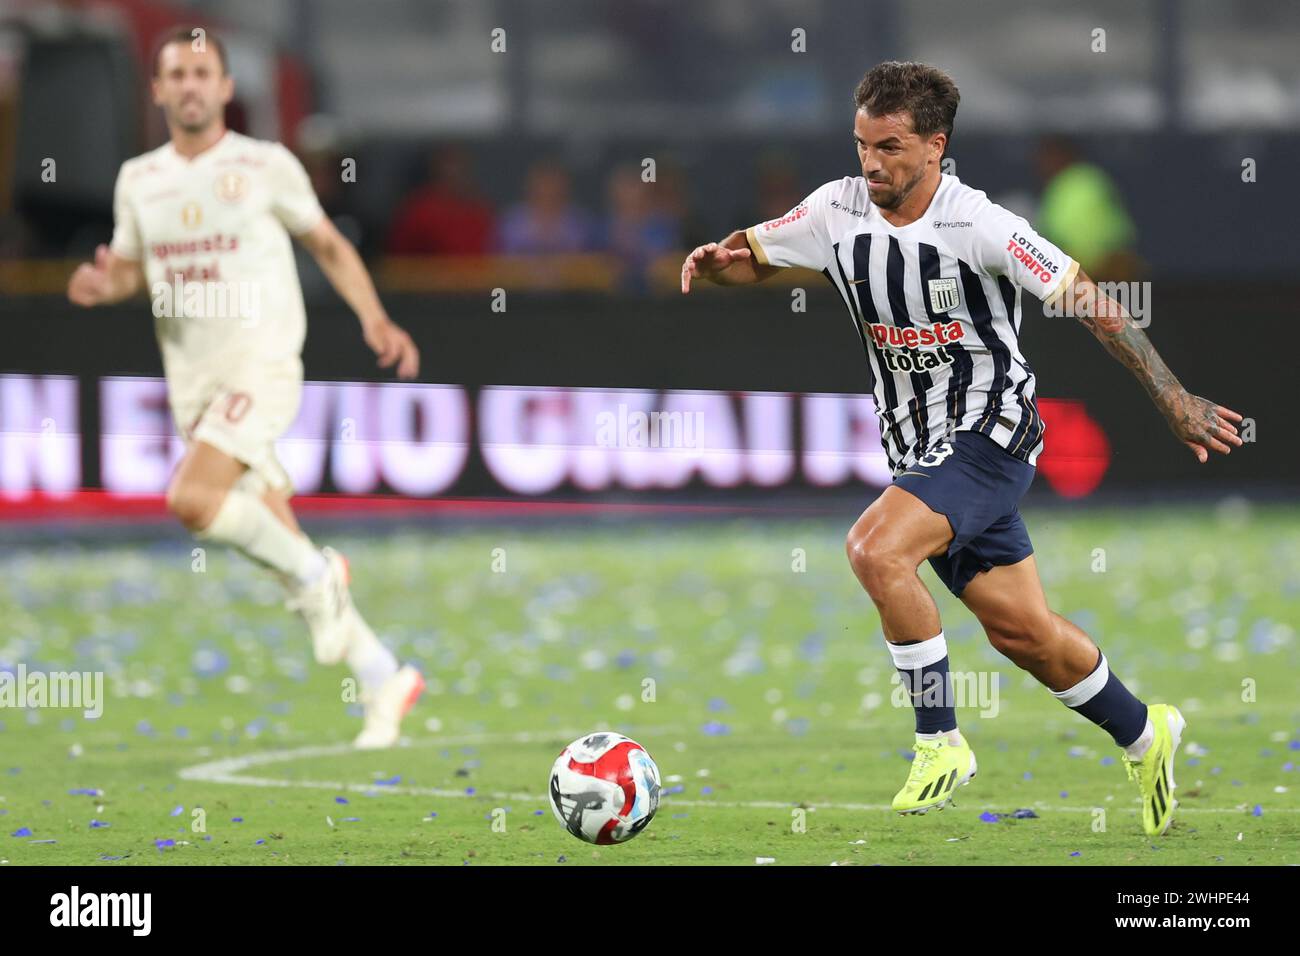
[167,443,245,531]
[165,478,224,531]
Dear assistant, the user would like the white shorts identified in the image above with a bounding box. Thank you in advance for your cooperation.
[168,356,303,494]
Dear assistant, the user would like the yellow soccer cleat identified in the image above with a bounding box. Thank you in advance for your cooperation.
[1122,703,1186,837]
[892,733,977,814]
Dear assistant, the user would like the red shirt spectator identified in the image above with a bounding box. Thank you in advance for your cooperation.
[386,147,495,256]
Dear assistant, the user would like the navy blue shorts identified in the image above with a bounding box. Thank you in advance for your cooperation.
[892,431,1036,597]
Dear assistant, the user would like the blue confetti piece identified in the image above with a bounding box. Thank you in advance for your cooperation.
[532,810,543,816]
[1060,791,1069,798]
[979,812,1001,823]
[707,697,729,713]
[68,787,102,796]
[373,775,401,786]
[701,786,713,795]
[231,817,243,823]
[1100,756,1115,766]
[1187,758,1200,766]
[701,721,731,736]
[11,827,33,837]
[1022,771,1033,780]
[154,839,176,850]
[1289,740,1300,751]
[465,787,475,796]
[1252,804,1263,817]
[1069,851,1081,857]
[1010,808,1039,819]
[342,817,360,822]
[1284,762,1295,772]
[334,796,349,804]
[99,855,125,861]
[663,784,685,795]
[170,806,184,817]
[89,820,110,829]
[254,839,265,845]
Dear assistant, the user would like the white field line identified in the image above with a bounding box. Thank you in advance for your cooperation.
[176,731,1300,815]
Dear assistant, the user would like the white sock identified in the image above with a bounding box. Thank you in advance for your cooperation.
[346,608,399,695]
[199,488,325,586]
[916,729,964,746]
[1123,718,1155,760]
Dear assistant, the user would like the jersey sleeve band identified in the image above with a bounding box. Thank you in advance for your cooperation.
[1042,258,1079,308]
[744,226,771,266]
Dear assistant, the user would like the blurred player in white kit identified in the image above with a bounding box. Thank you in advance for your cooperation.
[67,27,424,749]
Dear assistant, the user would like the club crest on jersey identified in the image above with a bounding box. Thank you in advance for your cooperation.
[214,171,249,204]
[180,201,203,229]
[927,277,960,314]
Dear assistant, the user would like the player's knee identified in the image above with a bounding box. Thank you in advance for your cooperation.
[166,480,221,532]
[845,526,909,595]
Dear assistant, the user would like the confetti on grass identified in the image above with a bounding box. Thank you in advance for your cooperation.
[979,809,1039,823]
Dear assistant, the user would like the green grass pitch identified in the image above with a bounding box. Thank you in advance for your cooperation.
[1,503,1297,866]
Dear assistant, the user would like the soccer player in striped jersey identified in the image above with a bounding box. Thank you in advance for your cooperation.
[67,28,424,748]
[681,61,1243,835]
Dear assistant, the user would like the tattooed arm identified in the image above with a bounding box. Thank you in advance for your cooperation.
[1060,269,1244,463]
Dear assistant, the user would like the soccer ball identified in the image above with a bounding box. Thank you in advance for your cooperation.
[549,732,661,844]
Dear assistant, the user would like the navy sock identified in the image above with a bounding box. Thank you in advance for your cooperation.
[1052,651,1148,747]
[887,633,957,735]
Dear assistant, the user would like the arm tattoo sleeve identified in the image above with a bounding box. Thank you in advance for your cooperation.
[1074,286,1183,412]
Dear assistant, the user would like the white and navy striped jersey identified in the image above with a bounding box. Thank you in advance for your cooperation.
[746,173,1078,475]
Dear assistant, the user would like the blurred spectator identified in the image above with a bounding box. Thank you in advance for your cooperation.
[753,155,805,223]
[1035,135,1140,281]
[654,159,710,250]
[386,146,495,256]
[598,164,682,293]
[497,162,595,254]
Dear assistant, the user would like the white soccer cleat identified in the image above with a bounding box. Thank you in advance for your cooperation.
[285,546,353,666]
[353,665,426,750]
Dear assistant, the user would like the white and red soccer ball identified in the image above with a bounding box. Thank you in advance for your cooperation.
[549,733,661,844]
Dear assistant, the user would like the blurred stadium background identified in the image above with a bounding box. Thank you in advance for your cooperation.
[0,0,1297,868]
[0,0,1296,518]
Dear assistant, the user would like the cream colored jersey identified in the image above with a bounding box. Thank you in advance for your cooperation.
[109,130,325,379]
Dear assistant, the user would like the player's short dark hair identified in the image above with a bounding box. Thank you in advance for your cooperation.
[152,26,228,76]
[854,61,960,141]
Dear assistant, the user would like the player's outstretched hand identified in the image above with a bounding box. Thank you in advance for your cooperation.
[680,242,752,293]
[67,244,113,306]
[363,316,420,380]
[1164,390,1244,463]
